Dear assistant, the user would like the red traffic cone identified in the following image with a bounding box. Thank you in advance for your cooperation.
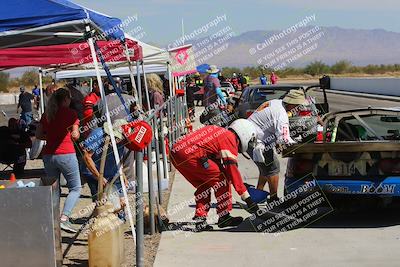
[9,173,16,182]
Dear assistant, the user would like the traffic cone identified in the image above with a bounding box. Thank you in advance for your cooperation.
[9,173,16,182]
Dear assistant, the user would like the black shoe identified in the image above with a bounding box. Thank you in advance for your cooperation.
[195,217,213,232]
[217,214,244,228]
[268,195,281,203]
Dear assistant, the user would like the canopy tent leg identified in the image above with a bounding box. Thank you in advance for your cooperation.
[167,63,173,98]
[136,61,142,107]
[38,68,44,118]
[123,42,139,99]
[86,27,137,247]
[142,62,151,112]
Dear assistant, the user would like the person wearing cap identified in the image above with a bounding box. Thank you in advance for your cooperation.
[17,86,34,126]
[81,119,133,210]
[246,89,307,200]
[170,119,260,231]
[203,65,227,107]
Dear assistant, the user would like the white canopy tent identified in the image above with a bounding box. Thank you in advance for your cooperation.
[56,64,167,79]
[0,0,143,252]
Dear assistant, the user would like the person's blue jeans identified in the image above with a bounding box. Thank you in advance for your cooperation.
[43,153,82,217]
[20,111,33,126]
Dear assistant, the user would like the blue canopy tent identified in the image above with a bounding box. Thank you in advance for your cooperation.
[0,0,124,48]
[0,0,140,258]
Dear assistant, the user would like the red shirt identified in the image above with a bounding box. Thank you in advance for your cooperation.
[82,92,100,131]
[41,107,79,155]
[172,125,247,195]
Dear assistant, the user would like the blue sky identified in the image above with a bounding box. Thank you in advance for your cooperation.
[74,0,400,45]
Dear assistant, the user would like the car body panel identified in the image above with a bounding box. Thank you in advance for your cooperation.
[285,108,400,198]
[286,177,400,196]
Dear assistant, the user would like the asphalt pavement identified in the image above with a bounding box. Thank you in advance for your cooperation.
[154,93,400,267]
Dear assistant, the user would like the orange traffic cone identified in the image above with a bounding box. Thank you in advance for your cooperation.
[9,173,16,182]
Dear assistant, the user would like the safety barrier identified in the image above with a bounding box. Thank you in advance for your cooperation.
[329,77,400,97]
[134,94,188,266]
[0,93,19,105]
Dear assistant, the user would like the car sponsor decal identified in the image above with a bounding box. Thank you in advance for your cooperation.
[360,183,396,194]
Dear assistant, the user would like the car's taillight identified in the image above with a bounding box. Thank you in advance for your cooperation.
[292,159,314,176]
[379,159,400,174]
[246,110,254,118]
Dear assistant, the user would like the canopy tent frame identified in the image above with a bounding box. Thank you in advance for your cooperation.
[85,25,140,251]
[0,1,149,264]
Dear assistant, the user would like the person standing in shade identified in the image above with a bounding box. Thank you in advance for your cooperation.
[32,85,40,110]
[147,74,165,110]
[17,86,34,126]
[36,88,82,233]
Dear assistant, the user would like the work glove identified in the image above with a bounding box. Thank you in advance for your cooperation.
[244,197,260,215]
[253,140,265,163]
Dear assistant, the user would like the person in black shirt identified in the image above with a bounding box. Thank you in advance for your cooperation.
[17,86,34,126]
[0,118,32,177]
[185,78,200,121]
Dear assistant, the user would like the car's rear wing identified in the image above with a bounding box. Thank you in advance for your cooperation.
[305,84,329,115]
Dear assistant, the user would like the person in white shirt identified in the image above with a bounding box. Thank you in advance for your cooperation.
[247,90,307,200]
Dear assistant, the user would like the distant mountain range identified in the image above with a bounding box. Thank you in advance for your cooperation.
[189,26,400,68]
[5,26,400,78]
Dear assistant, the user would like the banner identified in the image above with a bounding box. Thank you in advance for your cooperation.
[169,45,197,77]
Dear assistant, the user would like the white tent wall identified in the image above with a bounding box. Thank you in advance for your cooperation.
[56,64,167,79]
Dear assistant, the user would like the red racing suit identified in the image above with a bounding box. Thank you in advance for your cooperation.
[82,92,100,136]
[170,125,249,217]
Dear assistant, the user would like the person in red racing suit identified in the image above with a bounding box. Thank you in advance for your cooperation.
[170,120,260,231]
[82,81,100,137]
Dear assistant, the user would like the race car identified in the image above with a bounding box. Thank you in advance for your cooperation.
[284,108,400,204]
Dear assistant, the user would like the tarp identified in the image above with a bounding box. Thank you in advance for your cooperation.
[56,64,167,79]
[0,0,125,48]
[0,39,141,68]
[39,34,169,72]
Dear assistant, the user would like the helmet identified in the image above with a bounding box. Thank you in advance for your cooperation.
[228,119,257,152]
[232,73,237,77]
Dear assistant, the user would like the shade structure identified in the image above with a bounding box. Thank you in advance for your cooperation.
[0,39,142,69]
[0,0,140,249]
[56,64,167,79]
[0,0,125,48]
